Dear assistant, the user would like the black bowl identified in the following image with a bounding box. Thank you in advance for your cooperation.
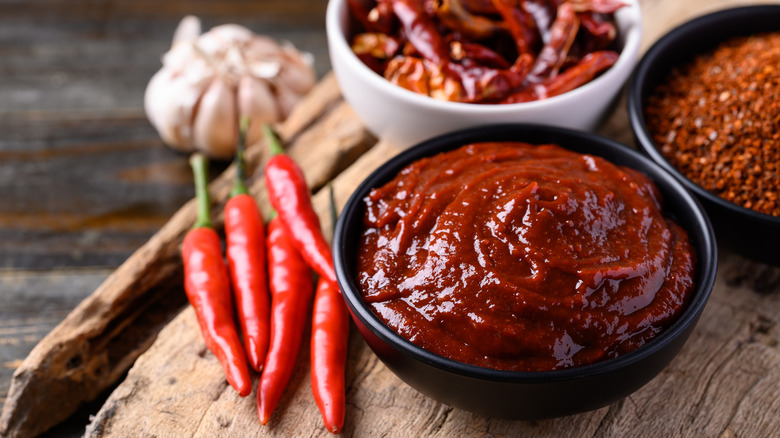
[627,5,780,265]
[333,124,717,420]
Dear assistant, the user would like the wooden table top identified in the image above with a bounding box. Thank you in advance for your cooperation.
[1,0,779,437]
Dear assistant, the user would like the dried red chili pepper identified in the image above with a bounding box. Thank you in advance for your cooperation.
[527,2,579,82]
[348,0,626,104]
[449,57,531,102]
[224,119,270,372]
[491,0,540,57]
[182,153,251,397]
[352,32,402,74]
[385,56,434,96]
[462,0,499,15]
[257,212,315,425]
[346,0,378,33]
[568,0,627,14]
[263,124,339,289]
[450,40,511,70]
[578,11,617,52]
[502,50,617,103]
[368,0,397,35]
[310,187,350,434]
[391,0,450,65]
[435,0,503,41]
[351,32,401,60]
[541,49,618,95]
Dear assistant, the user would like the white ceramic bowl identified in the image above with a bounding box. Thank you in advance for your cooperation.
[326,0,642,148]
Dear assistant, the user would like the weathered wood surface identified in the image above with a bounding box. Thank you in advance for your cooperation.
[2,0,780,437]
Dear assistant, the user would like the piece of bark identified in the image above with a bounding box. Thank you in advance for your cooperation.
[0,73,369,438]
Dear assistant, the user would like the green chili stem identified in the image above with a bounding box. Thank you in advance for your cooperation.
[190,153,213,229]
[231,117,251,198]
[264,123,286,157]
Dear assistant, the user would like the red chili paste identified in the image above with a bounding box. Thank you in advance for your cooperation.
[357,142,696,371]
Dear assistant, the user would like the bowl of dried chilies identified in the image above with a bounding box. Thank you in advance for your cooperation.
[327,0,642,148]
[628,5,780,265]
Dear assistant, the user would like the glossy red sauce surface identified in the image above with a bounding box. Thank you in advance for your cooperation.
[356,142,696,371]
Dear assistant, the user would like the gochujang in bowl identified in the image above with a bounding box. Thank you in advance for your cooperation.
[333,124,716,419]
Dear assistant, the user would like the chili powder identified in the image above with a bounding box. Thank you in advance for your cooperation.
[644,31,780,216]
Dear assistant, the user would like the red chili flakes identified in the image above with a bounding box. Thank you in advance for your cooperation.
[644,31,780,217]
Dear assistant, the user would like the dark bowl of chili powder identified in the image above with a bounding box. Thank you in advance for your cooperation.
[333,123,717,420]
[628,5,780,265]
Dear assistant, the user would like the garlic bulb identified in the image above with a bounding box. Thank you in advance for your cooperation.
[144,16,316,159]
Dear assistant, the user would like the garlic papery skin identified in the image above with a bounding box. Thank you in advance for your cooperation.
[192,76,237,160]
[144,16,316,159]
[238,75,279,147]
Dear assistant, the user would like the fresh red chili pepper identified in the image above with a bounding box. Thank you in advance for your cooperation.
[182,153,251,397]
[310,186,350,434]
[263,124,338,290]
[225,119,270,372]
[310,276,350,433]
[257,213,315,425]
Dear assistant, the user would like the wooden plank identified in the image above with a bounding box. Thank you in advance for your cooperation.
[0,270,109,402]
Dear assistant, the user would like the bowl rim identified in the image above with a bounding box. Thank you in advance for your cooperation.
[325,0,643,114]
[333,123,718,384]
[627,4,780,226]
